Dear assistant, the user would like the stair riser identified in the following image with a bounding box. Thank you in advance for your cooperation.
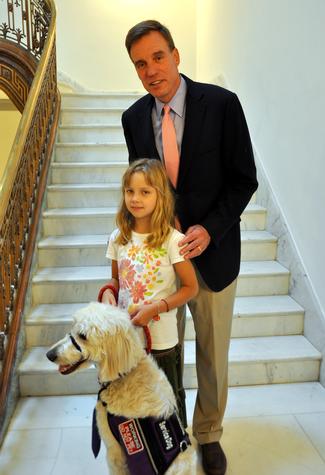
[58,127,124,143]
[45,192,268,221]
[185,360,320,389]
[27,324,70,347]
[42,211,264,237]
[42,215,116,236]
[241,242,276,261]
[32,274,289,304]
[236,274,289,297]
[20,370,98,396]
[188,312,302,340]
[51,165,127,184]
[19,359,319,396]
[55,144,128,163]
[60,110,123,126]
[47,189,122,208]
[228,360,320,387]
[61,95,141,108]
[25,313,304,347]
[38,240,276,267]
[50,170,258,205]
[241,213,266,231]
[38,247,108,267]
[230,313,304,338]
[32,281,103,304]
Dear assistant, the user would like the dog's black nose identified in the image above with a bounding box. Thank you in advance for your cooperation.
[46,348,57,362]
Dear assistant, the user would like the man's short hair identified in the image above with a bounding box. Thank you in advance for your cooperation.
[125,20,175,56]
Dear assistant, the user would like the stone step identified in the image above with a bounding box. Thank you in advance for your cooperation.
[50,165,257,202]
[38,234,109,267]
[51,162,127,184]
[61,92,142,109]
[60,107,124,126]
[241,230,277,260]
[25,295,304,347]
[185,295,304,341]
[7,383,325,431]
[240,204,266,230]
[55,143,128,163]
[184,335,321,389]
[46,183,122,208]
[237,260,289,296]
[46,183,260,211]
[31,261,289,305]
[58,125,125,143]
[230,295,304,337]
[42,207,117,236]
[42,204,266,236]
[18,335,320,396]
[37,230,277,268]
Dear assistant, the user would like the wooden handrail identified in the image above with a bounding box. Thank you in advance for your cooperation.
[0,0,60,436]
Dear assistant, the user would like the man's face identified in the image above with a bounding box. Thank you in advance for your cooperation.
[129,30,181,104]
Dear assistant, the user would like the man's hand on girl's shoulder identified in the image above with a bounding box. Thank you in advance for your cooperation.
[178,224,211,259]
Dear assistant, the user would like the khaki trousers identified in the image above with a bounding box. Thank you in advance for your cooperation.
[177,269,237,445]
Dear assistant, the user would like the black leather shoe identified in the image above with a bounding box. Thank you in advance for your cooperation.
[200,442,227,475]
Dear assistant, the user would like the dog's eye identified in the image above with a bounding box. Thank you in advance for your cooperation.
[78,333,87,341]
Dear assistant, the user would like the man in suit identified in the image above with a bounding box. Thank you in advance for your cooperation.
[122,20,258,475]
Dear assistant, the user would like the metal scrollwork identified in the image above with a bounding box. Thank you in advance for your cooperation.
[0,0,51,59]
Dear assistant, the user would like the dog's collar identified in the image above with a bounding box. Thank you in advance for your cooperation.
[97,382,110,406]
[99,381,111,390]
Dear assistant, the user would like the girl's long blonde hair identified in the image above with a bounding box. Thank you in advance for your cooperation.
[115,158,175,248]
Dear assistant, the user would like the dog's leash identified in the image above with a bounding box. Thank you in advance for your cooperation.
[97,285,152,354]
[130,314,152,354]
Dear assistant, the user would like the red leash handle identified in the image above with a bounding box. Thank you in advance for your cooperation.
[98,284,152,354]
[97,284,118,303]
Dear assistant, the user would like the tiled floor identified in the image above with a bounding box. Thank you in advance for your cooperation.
[1,382,325,474]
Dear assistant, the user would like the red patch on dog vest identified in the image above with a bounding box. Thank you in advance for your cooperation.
[118,419,144,455]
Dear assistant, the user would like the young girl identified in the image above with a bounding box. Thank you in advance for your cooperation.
[99,158,198,427]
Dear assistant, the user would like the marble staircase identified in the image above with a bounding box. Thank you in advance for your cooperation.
[18,93,322,396]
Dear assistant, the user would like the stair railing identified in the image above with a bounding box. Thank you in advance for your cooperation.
[0,0,60,430]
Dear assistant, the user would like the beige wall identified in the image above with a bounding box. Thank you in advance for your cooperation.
[0,92,21,184]
[197,0,325,316]
[54,0,197,91]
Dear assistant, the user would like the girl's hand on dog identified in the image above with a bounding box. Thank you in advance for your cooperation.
[130,303,159,327]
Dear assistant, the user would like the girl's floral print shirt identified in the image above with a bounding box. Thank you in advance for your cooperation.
[106,228,185,350]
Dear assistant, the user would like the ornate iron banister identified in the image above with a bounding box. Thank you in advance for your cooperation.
[0,0,60,436]
[0,0,51,59]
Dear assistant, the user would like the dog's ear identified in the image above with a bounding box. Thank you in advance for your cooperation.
[98,326,144,382]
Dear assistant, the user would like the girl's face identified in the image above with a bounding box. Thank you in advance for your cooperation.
[124,172,158,228]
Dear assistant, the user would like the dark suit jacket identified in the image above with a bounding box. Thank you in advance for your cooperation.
[121,74,258,292]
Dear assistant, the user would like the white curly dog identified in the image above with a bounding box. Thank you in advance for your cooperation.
[46,302,197,474]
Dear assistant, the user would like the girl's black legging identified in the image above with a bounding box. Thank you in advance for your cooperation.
[151,343,187,429]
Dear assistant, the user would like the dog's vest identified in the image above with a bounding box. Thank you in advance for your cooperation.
[92,406,191,474]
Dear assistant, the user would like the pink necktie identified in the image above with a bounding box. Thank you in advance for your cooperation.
[162,105,179,188]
